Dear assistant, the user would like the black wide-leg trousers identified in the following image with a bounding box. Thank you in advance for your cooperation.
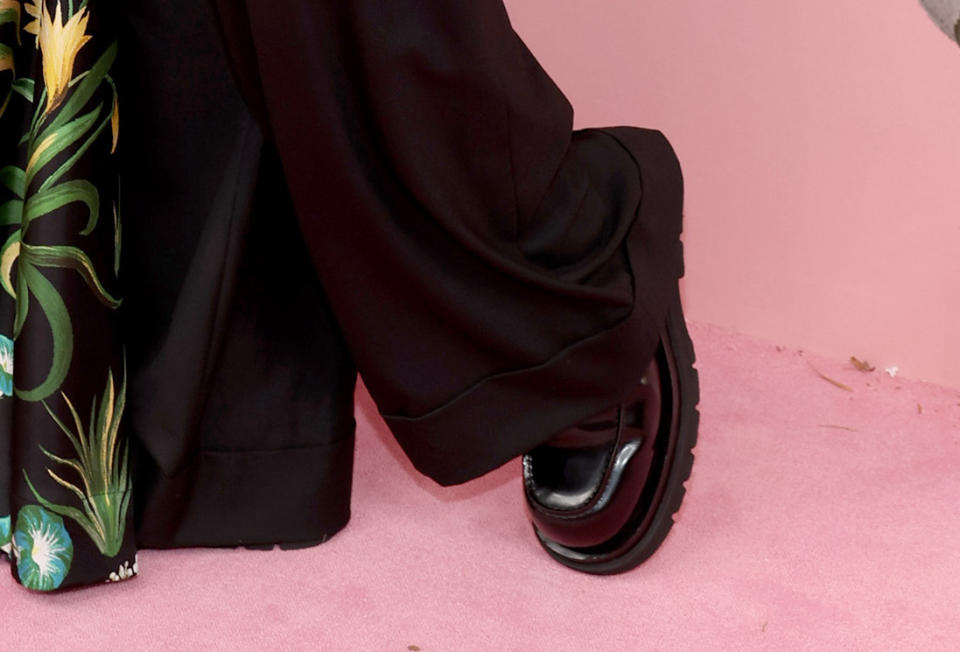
[1,0,684,588]
[204,0,685,486]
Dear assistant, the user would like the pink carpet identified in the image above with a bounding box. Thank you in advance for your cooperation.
[3,322,958,650]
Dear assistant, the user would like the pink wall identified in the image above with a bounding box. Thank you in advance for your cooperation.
[505,0,960,389]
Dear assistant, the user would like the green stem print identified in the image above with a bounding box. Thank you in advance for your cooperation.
[0,8,120,402]
[24,363,130,558]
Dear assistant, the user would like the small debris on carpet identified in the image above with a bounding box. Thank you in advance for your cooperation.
[918,403,923,414]
[408,646,422,651]
[818,424,858,432]
[885,366,899,378]
[850,356,875,372]
[761,622,768,633]
[808,362,853,392]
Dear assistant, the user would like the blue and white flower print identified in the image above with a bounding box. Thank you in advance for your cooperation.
[0,515,11,557]
[0,333,12,398]
[12,505,74,591]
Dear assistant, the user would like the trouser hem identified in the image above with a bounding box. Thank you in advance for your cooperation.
[384,127,684,486]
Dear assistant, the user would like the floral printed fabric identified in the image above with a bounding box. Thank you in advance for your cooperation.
[0,0,133,591]
[12,504,72,590]
[0,333,11,397]
[0,512,10,555]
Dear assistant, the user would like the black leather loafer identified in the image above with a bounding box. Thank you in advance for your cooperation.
[522,296,699,574]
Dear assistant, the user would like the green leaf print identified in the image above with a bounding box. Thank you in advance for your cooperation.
[14,262,73,402]
[0,21,121,402]
[24,364,131,557]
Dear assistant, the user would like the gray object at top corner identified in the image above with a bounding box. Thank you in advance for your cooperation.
[920,0,960,44]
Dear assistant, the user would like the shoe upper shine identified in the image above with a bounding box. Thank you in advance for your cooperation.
[523,358,663,549]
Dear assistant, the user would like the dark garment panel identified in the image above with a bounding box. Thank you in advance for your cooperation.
[118,0,358,546]
[215,0,683,482]
[2,0,682,590]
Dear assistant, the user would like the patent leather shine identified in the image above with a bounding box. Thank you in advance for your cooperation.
[523,358,663,549]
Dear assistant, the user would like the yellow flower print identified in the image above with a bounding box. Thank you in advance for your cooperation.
[22,0,39,45]
[37,2,91,115]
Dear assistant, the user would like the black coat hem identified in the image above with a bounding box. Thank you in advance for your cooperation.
[133,434,355,550]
